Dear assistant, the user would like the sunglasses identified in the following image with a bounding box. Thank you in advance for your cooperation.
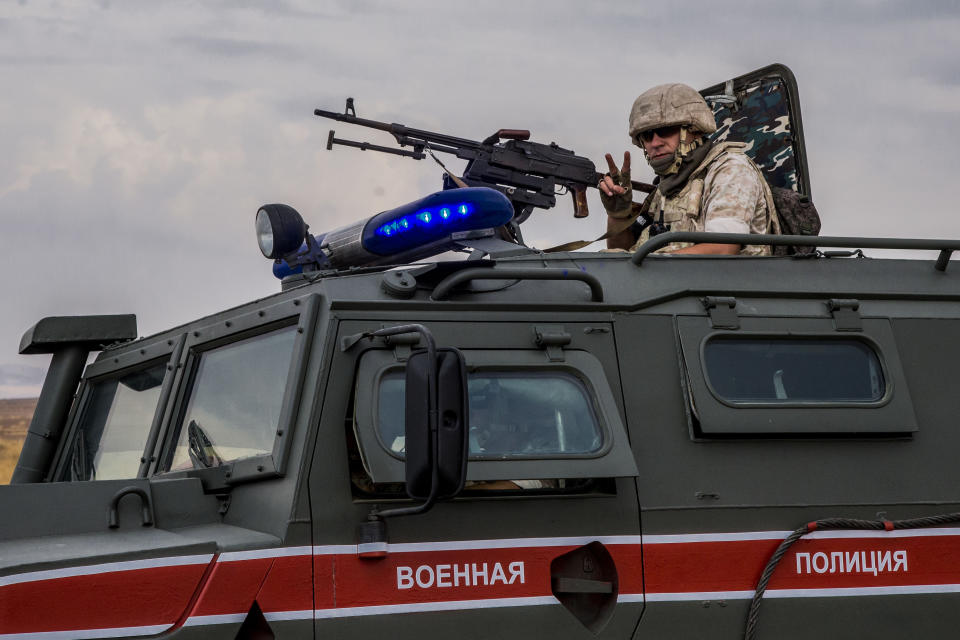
[636,125,681,144]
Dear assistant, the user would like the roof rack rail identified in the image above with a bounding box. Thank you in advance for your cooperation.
[631,232,960,272]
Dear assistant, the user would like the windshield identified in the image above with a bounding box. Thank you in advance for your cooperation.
[167,325,297,471]
[63,362,166,481]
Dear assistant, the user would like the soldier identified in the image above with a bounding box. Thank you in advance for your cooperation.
[600,83,780,255]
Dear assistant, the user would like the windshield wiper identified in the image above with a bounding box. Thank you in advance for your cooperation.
[187,420,224,469]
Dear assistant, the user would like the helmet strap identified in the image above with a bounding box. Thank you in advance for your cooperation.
[644,126,693,176]
[678,127,702,157]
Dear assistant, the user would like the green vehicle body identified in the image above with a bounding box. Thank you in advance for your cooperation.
[4,65,960,639]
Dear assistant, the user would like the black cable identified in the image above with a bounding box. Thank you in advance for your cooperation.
[745,512,960,640]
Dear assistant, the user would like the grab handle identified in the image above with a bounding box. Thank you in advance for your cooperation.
[431,268,603,301]
[107,486,155,529]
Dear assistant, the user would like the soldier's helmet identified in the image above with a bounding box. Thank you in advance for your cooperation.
[628,83,717,142]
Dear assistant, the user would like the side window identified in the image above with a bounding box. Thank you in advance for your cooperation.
[378,371,603,458]
[677,316,918,436]
[165,325,297,472]
[61,361,166,481]
[703,337,885,403]
[352,349,637,488]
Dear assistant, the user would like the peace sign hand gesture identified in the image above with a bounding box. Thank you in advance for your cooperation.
[599,152,634,217]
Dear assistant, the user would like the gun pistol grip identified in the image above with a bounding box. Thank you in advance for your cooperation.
[572,186,589,218]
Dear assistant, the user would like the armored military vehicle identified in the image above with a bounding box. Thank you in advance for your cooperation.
[4,64,960,639]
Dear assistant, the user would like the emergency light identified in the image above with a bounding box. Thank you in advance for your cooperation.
[258,187,514,279]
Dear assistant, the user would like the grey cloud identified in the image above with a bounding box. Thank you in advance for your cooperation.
[920,63,960,87]
[0,364,45,387]
[170,35,303,61]
[2,166,229,252]
[180,0,344,20]
[2,0,960,379]
[797,0,960,22]
[0,54,73,65]
[598,0,960,25]
[275,95,324,122]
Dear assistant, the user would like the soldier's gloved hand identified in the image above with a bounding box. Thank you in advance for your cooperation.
[599,152,633,218]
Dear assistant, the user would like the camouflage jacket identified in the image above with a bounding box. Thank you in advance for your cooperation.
[633,142,781,255]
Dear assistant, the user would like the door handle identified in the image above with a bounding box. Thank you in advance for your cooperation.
[552,576,614,594]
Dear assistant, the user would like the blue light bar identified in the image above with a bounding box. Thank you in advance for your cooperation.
[361,187,512,256]
[270,187,514,279]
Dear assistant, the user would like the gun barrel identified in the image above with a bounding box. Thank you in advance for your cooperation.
[314,108,397,134]
[316,106,482,153]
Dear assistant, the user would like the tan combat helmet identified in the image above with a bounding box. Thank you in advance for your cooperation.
[628,83,717,140]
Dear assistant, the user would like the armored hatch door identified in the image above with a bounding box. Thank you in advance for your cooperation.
[700,63,811,196]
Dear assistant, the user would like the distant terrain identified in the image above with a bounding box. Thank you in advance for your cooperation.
[0,398,36,484]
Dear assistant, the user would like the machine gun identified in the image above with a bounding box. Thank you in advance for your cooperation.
[315,98,654,244]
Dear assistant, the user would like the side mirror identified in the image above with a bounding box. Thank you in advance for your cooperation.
[354,325,466,551]
[405,347,468,501]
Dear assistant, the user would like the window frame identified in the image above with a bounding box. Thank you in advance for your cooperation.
[700,334,890,408]
[374,367,608,461]
[151,294,319,484]
[677,316,918,436]
[353,348,638,483]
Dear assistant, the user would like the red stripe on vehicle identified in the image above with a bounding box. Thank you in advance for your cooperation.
[642,534,960,593]
[5,530,960,635]
[327,546,570,608]
[319,541,643,609]
[0,563,211,634]
[258,554,315,614]
[189,558,273,617]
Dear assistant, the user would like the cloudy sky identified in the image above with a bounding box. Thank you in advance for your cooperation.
[1,0,958,397]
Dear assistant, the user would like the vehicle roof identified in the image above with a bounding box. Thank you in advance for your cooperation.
[100,248,959,361]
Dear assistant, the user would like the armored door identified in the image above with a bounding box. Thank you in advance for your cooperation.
[309,316,643,639]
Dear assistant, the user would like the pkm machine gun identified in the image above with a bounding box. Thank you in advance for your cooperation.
[315,99,654,244]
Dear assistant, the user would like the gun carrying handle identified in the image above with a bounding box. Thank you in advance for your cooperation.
[496,129,530,141]
[571,186,589,218]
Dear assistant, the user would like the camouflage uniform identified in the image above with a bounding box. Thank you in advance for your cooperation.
[604,83,782,255]
[635,141,781,255]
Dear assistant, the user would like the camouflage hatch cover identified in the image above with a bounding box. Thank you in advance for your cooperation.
[700,64,811,197]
